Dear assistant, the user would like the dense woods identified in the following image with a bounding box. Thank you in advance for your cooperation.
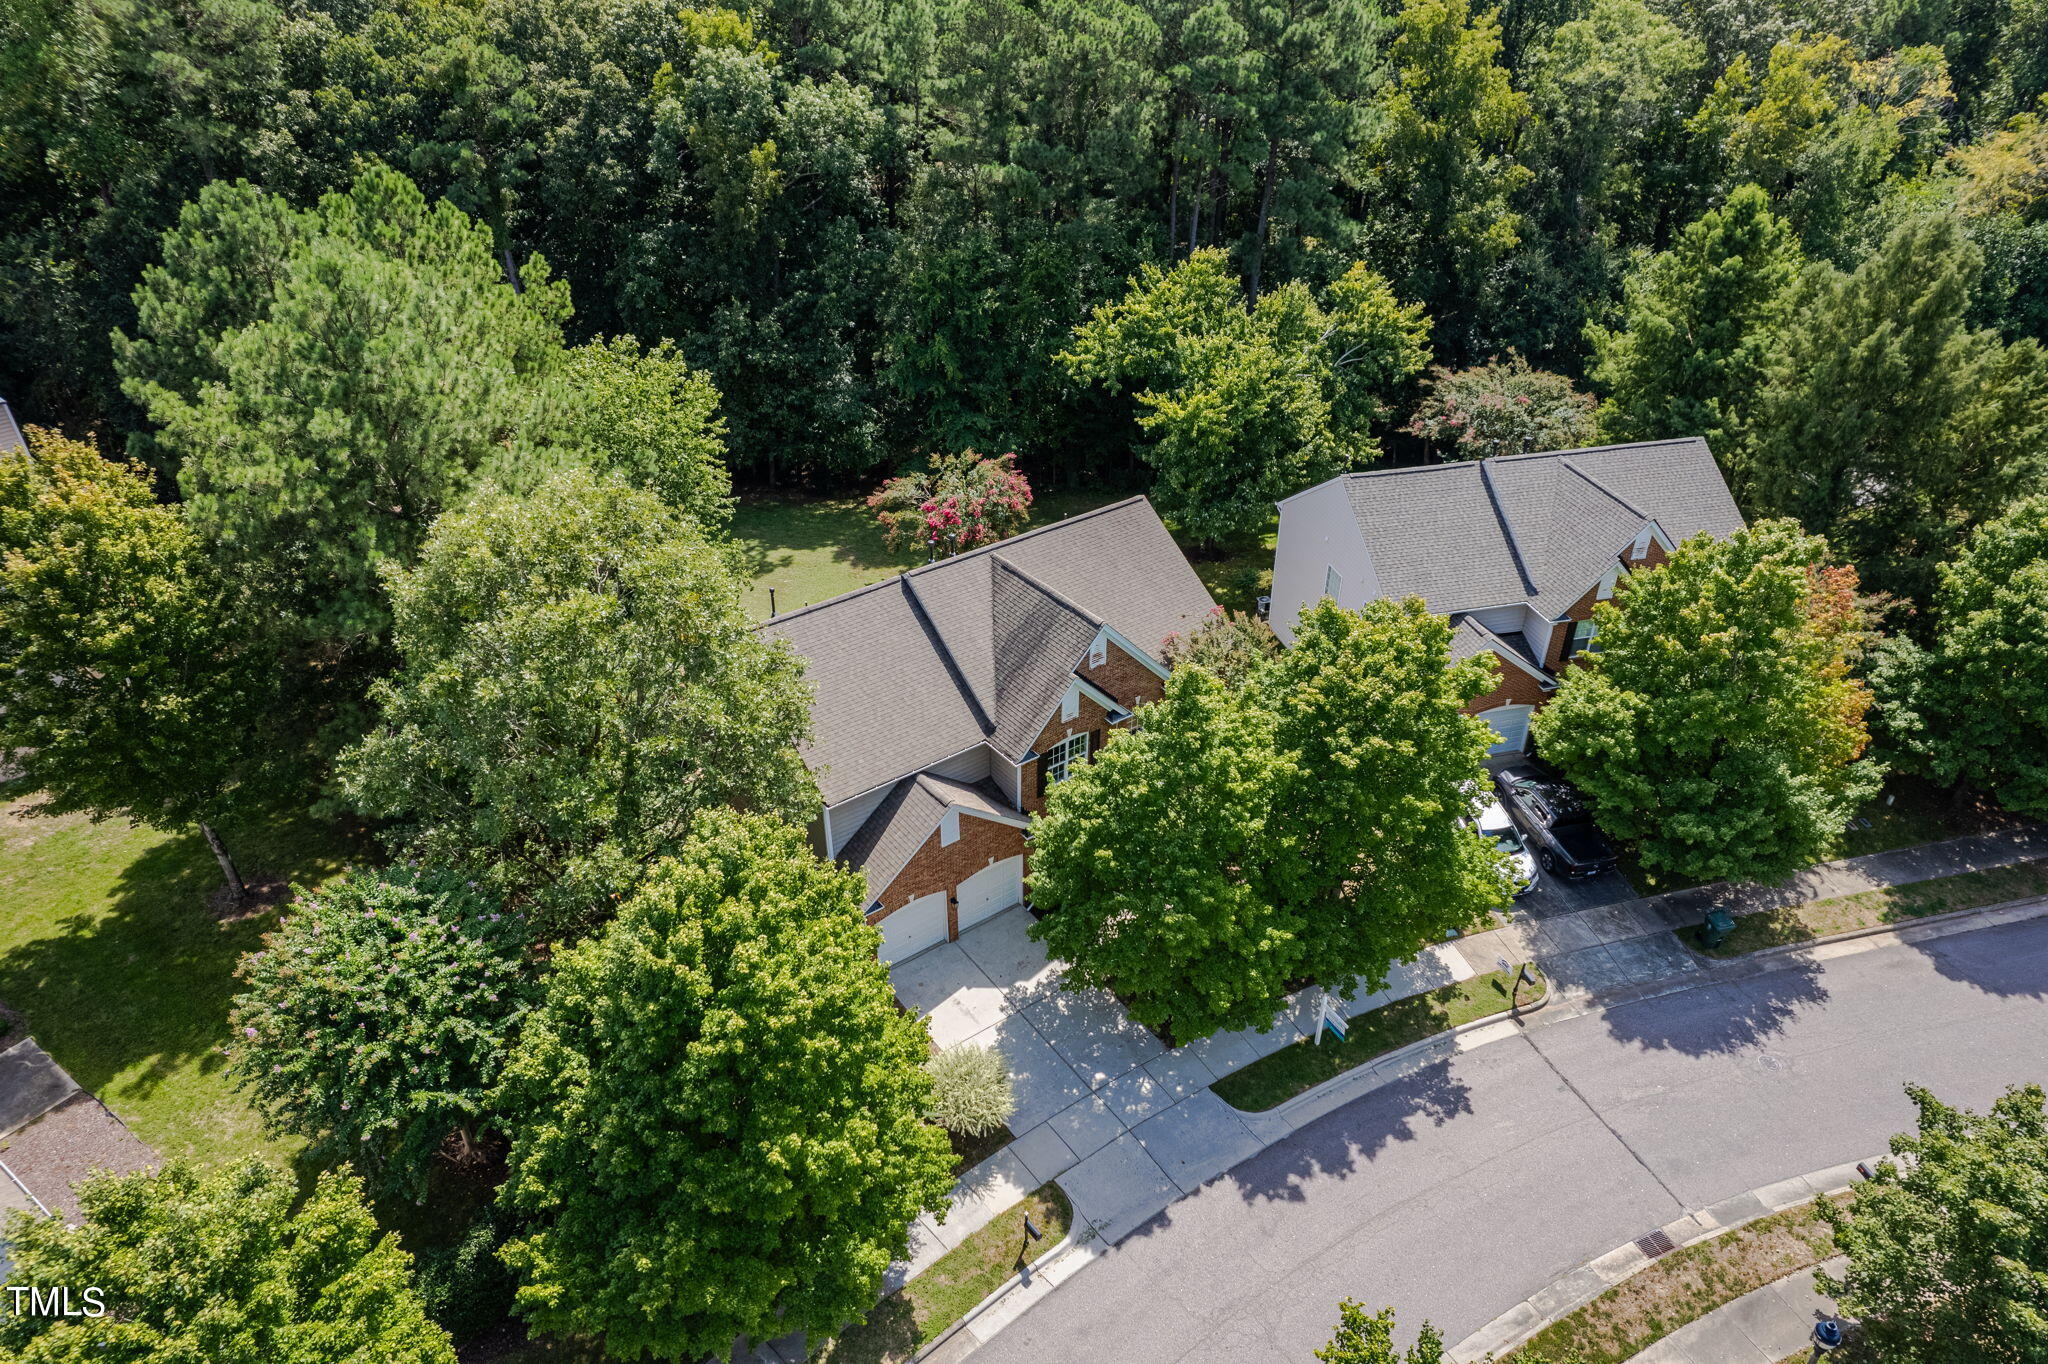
[5,0,2043,496]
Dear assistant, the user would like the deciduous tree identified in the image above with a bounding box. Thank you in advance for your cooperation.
[556,335,734,529]
[1028,666,1295,1041]
[340,470,815,941]
[494,811,953,1359]
[1819,1084,2048,1360]
[1160,605,1283,689]
[1404,352,1597,459]
[229,866,537,1196]
[0,1160,455,1363]
[0,428,279,900]
[867,449,1034,557]
[1872,494,2048,818]
[1061,249,1428,544]
[1533,521,1882,887]
[1316,1302,1445,1363]
[1264,599,1513,989]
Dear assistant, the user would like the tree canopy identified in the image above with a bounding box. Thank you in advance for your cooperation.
[1532,521,1881,887]
[1874,493,2048,817]
[340,469,816,940]
[494,810,953,1359]
[1031,599,1511,1042]
[0,427,281,897]
[230,866,538,1197]
[0,1160,456,1364]
[1820,1083,2048,1360]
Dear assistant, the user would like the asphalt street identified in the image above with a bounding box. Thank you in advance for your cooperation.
[969,915,2048,1363]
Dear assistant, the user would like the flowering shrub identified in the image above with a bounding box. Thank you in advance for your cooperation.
[1403,353,1597,461]
[867,450,1033,557]
[228,865,537,1196]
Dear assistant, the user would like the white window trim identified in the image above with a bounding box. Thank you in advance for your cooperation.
[1044,731,1090,784]
[1324,565,1343,601]
[1061,686,1080,722]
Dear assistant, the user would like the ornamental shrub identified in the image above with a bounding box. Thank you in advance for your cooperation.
[1161,605,1283,689]
[867,449,1033,557]
[1403,352,1596,460]
[926,1044,1016,1136]
[229,865,537,1197]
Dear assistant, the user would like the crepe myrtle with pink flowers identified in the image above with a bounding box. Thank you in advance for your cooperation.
[227,865,538,1197]
[866,449,1034,559]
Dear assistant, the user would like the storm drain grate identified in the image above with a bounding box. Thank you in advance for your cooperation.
[1634,1229,1677,1259]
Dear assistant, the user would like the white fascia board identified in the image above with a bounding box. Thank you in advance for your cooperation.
[947,801,1028,830]
[1093,624,1171,679]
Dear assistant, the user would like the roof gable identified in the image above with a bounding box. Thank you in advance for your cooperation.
[1333,438,1743,616]
[762,497,1216,805]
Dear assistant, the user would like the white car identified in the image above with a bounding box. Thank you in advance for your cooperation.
[1474,796,1538,898]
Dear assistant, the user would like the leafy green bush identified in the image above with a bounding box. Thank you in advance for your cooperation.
[415,1211,517,1344]
[229,865,537,1196]
[925,1044,1016,1136]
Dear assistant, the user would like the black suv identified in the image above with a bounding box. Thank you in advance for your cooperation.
[1494,762,1617,879]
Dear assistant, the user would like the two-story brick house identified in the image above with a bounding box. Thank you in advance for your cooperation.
[760,497,1216,963]
[1268,439,1746,755]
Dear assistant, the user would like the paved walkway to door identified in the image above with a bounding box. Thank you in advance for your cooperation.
[886,906,1474,1282]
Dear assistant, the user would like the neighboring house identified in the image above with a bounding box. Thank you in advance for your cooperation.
[0,397,24,454]
[1269,439,1745,755]
[0,1037,157,1249]
[761,497,1216,964]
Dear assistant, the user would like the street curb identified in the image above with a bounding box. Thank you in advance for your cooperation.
[1219,975,1552,1128]
[910,1226,1087,1362]
[1446,1154,1890,1363]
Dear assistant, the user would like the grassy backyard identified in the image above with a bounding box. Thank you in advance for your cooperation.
[732,486,1277,620]
[0,792,372,1167]
[811,1183,1073,1364]
[1211,968,1544,1113]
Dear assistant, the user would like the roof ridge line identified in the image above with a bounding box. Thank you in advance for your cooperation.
[754,495,1152,629]
[899,576,998,739]
[1558,457,1649,521]
[990,553,1106,628]
[1477,459,1539,597]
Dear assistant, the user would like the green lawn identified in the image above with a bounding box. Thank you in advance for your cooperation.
[811,1184,1073,1364]
[732,488,1132,620]
[1686,858,2048,959]
[0,794,372,1168]
[1211,968,1544,1113]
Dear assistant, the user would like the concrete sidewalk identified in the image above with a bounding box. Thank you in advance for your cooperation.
[1627,1257,1848,1364]
[1451,824,2048,1007]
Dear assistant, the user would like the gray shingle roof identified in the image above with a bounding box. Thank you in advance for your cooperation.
[0,399,24,454]
[1338,439,1744,616]
[760,497,1214,806]
[835,772,1023,902]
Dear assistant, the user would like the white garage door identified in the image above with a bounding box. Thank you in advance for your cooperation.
[956,856,1024,933]
[877,892,948,964]
[1477,704,1533,756]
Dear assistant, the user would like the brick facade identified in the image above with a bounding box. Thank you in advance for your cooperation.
[1078,639,1167,714]
[871,813,1028,936]
[1464,650,1550,714]
[1020,688,1117,815]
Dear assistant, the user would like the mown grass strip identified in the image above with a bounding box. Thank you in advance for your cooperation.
[1501,1194,1846,1364]
[1211,968,1544,1114]
[811,1183,1074,1364]
[1685,859,2048,960]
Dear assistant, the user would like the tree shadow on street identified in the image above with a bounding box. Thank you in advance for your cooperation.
[1596,957,1830,1058]
[1220,1060,1475,1208]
